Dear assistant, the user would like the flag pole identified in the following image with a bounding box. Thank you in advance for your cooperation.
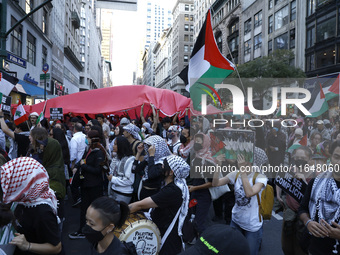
[225,42,246,95]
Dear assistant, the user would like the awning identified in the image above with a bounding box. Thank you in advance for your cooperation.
[18,80,50,96]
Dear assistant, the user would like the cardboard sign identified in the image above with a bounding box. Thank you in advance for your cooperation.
[50,108,63,120]
[275,172,307,203]
[1,95,12,115]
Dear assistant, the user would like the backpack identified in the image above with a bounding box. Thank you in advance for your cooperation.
[235,172,274,222]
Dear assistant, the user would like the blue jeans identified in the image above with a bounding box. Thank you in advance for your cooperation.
[230,220,263,255]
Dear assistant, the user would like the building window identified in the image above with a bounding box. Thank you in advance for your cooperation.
[290,29,295,48]
[184,24,189,31]
[190,35,193,42]
[306,26,315,48]
[27,32,36,65]
[274,32,288,49]
[185,4,189,11]
[229,21,238,34]
[244,40,251,55]
[254,11,262,28]
[190,25,194,32]
[268,15,273,34]
[268,40,273,54]
[185,14,189,21]
[190,45,194,52]
[244,18,252,35]
[254,33,262,49]
[306,54,315,71]
[10,16,22,57]
[184,34,189,41]
[316,16,336,43]
[307,0,315,16]
[42,46,47,67]
[184,45,189,52]
[190,15,194,21]
[269,0,273,9]
[25,0,34,14]
[184,55,189,62]
[215,32,223,52]
[229,36,239,52]
[275,0,284,5]
[290,1,296,21]
[275,5,289,30]
[42,9,48,34]
[316,46,335,68]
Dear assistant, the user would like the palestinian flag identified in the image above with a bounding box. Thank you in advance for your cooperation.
[14,100,28,125]
[304,75,339,117]
[0,71,18,96]
[179,9,235,111]
[287,135,307,153]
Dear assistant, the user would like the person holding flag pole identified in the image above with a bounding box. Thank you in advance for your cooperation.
[0,101,30,158]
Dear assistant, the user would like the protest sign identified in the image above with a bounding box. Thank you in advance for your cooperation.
[275,172,307,203]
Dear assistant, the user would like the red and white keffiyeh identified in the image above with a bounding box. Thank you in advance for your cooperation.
[0,157,58,215]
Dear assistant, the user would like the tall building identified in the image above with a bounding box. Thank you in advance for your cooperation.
[79,0,103,91]
[64,0,82,94]
[98,9,114,62]
[305,0,339,78]
[144,0,173,50]
[170,0,194,95]
[5,0,53,104]
[142,42,156,86]
[193,0,214,38]
[153,28,172,90]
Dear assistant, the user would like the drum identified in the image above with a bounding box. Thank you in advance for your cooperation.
[114,212,161,255]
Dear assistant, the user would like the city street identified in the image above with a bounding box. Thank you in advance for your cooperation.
[62,192,284,255]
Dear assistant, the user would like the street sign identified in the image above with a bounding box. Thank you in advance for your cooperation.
[50,107,63,120]
[40,73,50,80]
[42,63,49,73]
[7,53,26,68]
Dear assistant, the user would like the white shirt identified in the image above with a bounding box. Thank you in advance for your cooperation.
[70,131,86,164]
[227,171,267,232]
[110,156,135,194]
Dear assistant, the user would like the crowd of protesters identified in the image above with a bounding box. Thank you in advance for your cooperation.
[0,103,339,255]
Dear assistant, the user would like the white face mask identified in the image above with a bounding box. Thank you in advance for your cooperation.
[141,127,146,133]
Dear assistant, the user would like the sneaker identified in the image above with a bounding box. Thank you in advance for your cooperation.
[69,232,85,239]
[72,198,81,207]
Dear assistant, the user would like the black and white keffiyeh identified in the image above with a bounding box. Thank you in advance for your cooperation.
[143,135,172,180]
[123,123,141,140]
[309,171,340,225]
[165,155,190,237]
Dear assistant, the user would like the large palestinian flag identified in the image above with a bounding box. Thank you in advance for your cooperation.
[304,74,339,117]
[179,10,235,111]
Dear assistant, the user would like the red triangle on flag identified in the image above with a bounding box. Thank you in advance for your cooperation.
[299,135,307,146]
[329,74,340,95]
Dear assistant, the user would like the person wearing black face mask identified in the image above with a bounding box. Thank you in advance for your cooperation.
[276,146,312,255]
[83,196,131,254]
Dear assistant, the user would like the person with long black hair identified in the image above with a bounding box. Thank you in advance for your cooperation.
[83,196,130,254]
[69,130,106,239]
[107,136,135,204]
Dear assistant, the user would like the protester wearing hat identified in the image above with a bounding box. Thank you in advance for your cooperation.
[29,112,39,130]
[123,123,142,156]
[141,122,154,139]
[167,125,181,155]
[69,130,106,240]
[1,157,64,254]
[179,224,250,255]
[120,117,130,126]
[311,120,331,141]
[129,155,190,255]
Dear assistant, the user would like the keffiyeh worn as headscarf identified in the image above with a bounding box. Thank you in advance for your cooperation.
[0,157,58,215]
[165,155,190,237]
[309,171,340,225]
[194,133,215,165]
[123,123,142,141]
[143,135,172,180]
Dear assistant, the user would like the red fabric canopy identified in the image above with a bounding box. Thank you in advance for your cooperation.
[15,85,191,120]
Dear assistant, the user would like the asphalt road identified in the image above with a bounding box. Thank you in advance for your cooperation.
[61,193,285,255]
